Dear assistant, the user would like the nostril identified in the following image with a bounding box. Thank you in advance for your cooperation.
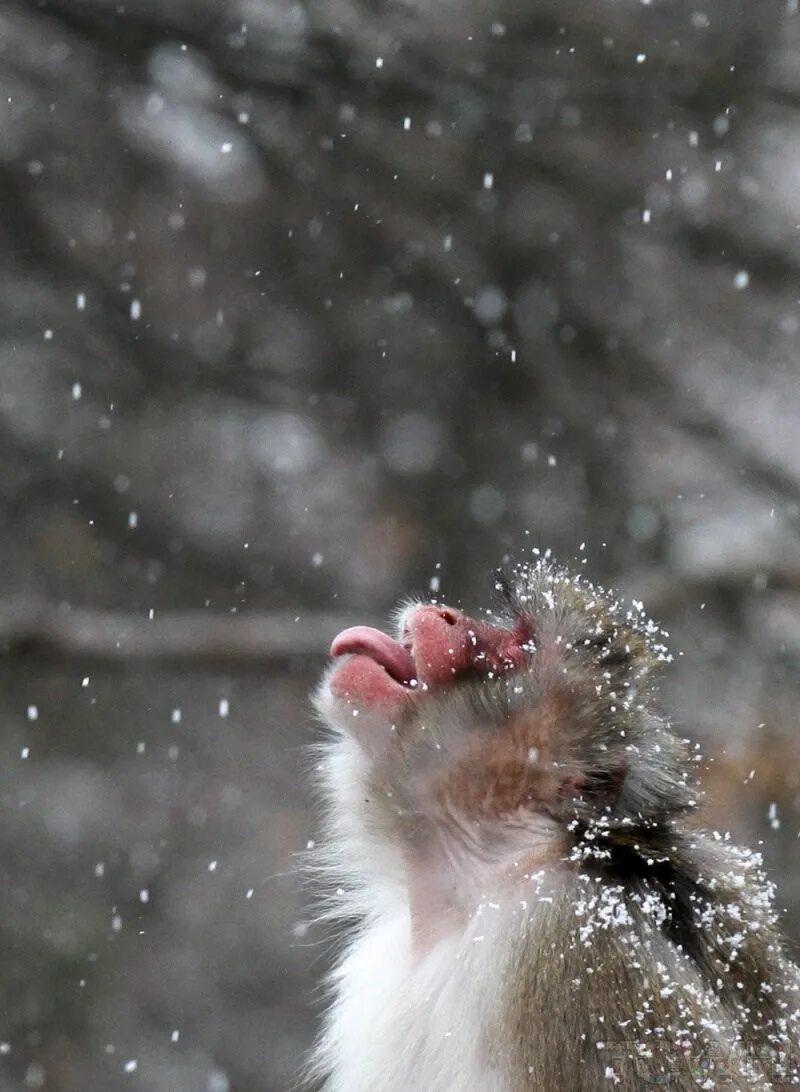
[437,608,459,626]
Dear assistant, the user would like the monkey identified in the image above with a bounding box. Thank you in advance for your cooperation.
[307,556,800,1091]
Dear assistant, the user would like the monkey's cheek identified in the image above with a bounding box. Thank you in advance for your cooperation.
[327,655,413,751]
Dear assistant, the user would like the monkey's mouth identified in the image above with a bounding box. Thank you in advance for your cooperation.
[330,626,418,687]
[327,606,533,713]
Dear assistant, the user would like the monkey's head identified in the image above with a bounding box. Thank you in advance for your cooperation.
[314,559,694,914]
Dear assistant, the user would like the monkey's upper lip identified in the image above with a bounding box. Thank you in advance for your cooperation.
[330,626,417,686]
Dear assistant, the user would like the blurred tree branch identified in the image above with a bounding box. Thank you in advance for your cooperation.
[4,581,800,662]
[0,601,379,662]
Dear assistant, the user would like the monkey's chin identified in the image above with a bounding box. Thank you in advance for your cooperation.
[316,656,417,756]
[328,654,416,713]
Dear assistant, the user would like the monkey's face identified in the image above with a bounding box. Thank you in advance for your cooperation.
[320,597,596,828]
[314,565,690,906]
[321,603,530,750]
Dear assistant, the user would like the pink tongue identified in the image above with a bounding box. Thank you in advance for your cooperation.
[331,626,416,684]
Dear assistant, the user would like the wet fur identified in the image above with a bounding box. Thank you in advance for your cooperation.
[307,559,800,1089]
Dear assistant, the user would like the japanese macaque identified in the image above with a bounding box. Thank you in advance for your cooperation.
[308,558,800,1091]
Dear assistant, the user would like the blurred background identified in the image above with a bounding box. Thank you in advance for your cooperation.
[2,0,800,1088]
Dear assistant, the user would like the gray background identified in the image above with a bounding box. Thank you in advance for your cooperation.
[2,0,800,1088]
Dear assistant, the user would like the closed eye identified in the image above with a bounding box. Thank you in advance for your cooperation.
[580,634,631,666]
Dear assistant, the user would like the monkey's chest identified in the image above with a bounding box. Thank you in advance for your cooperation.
[325,912,508,1092]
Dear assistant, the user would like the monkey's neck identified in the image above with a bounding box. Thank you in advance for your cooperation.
[401,811,570,952]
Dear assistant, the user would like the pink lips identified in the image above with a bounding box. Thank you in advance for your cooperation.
[330,626,417,685]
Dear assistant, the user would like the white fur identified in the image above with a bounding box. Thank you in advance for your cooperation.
[311,893,530,1092]
[307,697,555,1092]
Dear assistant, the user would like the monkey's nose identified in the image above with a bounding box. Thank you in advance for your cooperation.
[401,605,458,640]
[403,604,481,686]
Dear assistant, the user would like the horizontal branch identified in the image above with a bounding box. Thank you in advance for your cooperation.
[0,602,382,664]
[5,570,800,665]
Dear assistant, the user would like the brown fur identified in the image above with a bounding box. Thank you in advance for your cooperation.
[311,559,800,1090]
[433,694,576,821]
